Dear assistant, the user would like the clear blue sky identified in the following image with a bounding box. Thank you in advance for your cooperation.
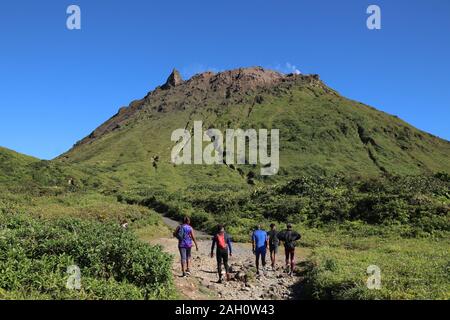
[1,0,449,159]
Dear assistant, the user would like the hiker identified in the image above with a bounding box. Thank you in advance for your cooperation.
[173,216,199,277]
[251,224,269,275]
[210,224,233,283]
[277,223,301,276]
[267,223,279,271]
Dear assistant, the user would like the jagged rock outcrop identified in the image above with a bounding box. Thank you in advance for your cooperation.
[161,68,183,89]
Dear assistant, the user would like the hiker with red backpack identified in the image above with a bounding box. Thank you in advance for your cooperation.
[210,224,233,283]
[173,216,199,277]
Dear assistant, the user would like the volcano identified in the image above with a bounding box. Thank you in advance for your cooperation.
[54,67,450,190]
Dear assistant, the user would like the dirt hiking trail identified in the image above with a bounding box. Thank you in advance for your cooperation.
[149,216,310,300]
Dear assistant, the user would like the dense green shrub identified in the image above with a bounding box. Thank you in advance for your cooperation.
[0,213,174,300]
[118,174,449,238]
[216,174,449,235]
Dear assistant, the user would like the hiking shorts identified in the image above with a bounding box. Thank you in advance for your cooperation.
[255,247,267,255]
[269,244,279,254]
[255,247,267,265]
[179,247,192,262]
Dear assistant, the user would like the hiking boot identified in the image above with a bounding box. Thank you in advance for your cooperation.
[186,269,191,276]
[218,278,223,284]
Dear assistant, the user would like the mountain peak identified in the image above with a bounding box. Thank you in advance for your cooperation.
[161,68,183,89]
[216,66,283,82]
[61,65,450,177]
[181,66,287,94]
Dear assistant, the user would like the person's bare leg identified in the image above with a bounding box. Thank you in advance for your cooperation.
[285,249,290,273]
[290,250,295,275]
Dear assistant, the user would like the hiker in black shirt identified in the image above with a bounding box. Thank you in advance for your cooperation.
[267,223,279,271]
[211,224,233,283]
[277,223,301,276]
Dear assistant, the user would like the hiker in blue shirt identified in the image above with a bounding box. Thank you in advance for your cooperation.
[252,224,269,275]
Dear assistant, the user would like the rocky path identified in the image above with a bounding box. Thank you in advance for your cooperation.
[150,216,308,300]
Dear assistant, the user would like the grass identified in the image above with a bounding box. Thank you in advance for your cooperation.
[133,222,172,242]
[297,224,450,300]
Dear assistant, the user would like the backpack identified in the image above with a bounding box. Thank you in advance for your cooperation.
[268,230,279,246]
[174,224,186,241]
[217,233,227,250]
[284,230,301,249]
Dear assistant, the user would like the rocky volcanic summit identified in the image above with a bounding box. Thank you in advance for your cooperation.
[74,67,322,147]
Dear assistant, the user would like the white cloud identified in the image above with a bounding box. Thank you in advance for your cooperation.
[285,62,301,75]
[269,62,302,75]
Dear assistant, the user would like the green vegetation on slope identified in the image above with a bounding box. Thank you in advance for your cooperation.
[0,213,174,300]
[59,71,450,192]
[0,182,175,300]
[297,225,450,299]
[119,173,450,238]
[0,146,110,196]
[0,146,38,184]
[1,68,449,300]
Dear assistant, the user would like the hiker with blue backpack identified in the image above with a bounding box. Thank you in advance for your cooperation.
[173,216,199,277]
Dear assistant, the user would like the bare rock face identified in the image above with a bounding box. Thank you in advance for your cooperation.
[206,66,284,93]
[161,68,183,89]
